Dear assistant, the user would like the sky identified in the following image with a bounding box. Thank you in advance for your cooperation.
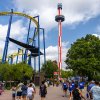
[0,0,100,70]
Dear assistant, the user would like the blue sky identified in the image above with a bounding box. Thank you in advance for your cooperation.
[0,0,100,69]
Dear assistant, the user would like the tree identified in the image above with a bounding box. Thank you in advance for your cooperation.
[61,70,74,78]
[65,34,100,80]
[13,62,33,81]
[0,63,11,81]
[41,60,58,78]
[0,62,33,81]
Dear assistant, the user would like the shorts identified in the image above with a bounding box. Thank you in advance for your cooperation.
[22,94,27,96]
[27,94,34,100]
[73,97,81,100]
[63,88,67,91]
[17,91,22,96]
[41,94,46,97]
[22,92,27,96]
[12,93,16,97]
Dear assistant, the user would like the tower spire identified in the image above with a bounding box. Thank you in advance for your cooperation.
[55,3,65,78]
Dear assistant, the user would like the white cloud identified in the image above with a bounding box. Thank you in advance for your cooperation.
[92,25,100,38]
[0,20,27,58]
[62,41,69,47]
[10,20,27,38]
[40,41,69,69]
[96,25,100,32]
[13,0,100,31]
[31,42,69,70]
[46,45,58,60]
[92,34,100,38]
[0,20,27,40]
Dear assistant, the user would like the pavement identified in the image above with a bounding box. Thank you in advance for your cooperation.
[0,85,87,100]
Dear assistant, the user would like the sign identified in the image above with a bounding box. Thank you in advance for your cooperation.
[54,72,58,75]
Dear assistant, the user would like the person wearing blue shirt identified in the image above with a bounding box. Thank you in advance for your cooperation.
[69,83,73,96]
[71,82,75,90]
[68,81,75,97]
[62,81,68,97]
[79,81,85,91]
[21,81,28,100]
[87,81,95,99]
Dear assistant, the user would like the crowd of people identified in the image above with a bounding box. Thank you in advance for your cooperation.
[11,80,47,100]
[61,80,100,100]
[0,79,100,100]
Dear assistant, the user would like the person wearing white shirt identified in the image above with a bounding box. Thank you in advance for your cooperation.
[27,83,34,100]
[90,81,100,100]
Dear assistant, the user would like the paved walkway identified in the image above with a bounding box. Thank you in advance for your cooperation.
[0,85,86,100]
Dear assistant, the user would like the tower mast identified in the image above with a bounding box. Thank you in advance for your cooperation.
[55,3,65,77]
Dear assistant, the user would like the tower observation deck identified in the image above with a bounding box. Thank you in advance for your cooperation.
[55,3,65,77]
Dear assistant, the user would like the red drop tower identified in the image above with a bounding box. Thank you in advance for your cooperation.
[55,3,65,77]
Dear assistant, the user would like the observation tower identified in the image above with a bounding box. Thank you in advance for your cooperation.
[55,3,65,77]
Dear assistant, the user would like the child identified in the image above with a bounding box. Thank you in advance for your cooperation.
[27,83,34,100]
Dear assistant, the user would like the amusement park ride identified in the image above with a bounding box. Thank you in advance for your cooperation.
[0,10,46,72]
[0,3,64,78]
[55,3,65,77]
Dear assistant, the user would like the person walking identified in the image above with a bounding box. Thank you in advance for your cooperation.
[79,81,85,91]
[11,84,16,100]
[69,84,86,100]
[90,81,100,100]
[87,80,95,99]
[39,81,47,100]
[21,81,28,100]
[30,80,36,94]
[62,80,68,97]
[27,83,35,100]
[69,82,73,97]
[0,82,3,95]
[16,81,23,100]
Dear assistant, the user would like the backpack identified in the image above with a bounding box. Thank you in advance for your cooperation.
[21,85,27,95]
[63,83,68,89]
[72,88,81,100]
[40,84,47,95]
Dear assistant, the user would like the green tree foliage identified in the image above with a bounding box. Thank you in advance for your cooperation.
[41,60,58,78]
[0,62,33,81]
[65,34,100,80]
[61,70,74,78]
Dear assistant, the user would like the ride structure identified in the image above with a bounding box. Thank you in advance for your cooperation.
[55,3,65,77]
[0,10,46,72]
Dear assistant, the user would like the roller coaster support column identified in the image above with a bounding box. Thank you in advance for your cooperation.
[2,9,13,63]
[38,16,40,72]
[34,40,36,71]
[43,28,46,64]
[10,56,13,64]
[40,28,46,64]
[22,49,24,62]
[24,19,31,62]
[16,48,20,64]
[32,28,37,71]
[28,55,32,66]
[35,16,40,72]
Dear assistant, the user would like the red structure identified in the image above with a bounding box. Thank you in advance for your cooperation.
[55,3,65,77]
